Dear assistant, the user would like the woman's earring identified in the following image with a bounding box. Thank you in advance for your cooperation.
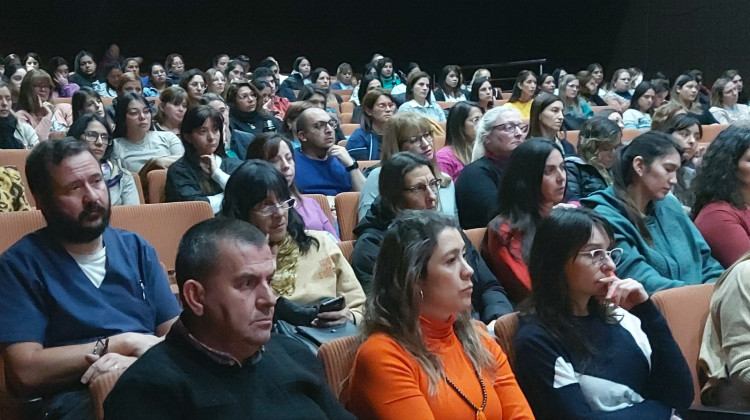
[419,289,424,301]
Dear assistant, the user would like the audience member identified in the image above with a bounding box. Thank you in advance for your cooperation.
[145,62,169,96]
[15,68,55,140]
[586,62,607,96]
[212,53,230,72]
[69,50,102,90]
[436,101,483,181]
[0,80,39,149]
[693,125,750,267]
[0,138,180,420]
[537,73,555,95]
[47,56,79,98]
[23,52,40,71]
[294,107,365,194]
[103,217,357,420]
[357,112,454,221]
[165,105,240,213]
[623,81,655,131]
[433,65,467,102]
[112,93,184,173]
[346,88,394,160]
[205,68,227,96]
[506,70,537,120]
[221,160,365,324]
[376,57,400,89]
[558,74,593,129]
[225,59,246,83]
[164,53,185,85]
[564,116,622,201]
[581,131,723,293]
[457,106,527,229]
[4,64,26,106]
[246,132,339,239]
[598,107,626,129]
[281,56,312,90]
[723,69,748,104]
[199,93,243,159]
[332,62,354,90]
[153,86,188,136]
[68,114,139,206]
[671,73,719,125]
[253,66,290,119]
[656,114,702,208]
[397,71,446,122]
[578,71,608,107]
[227,81,281,138]
[178,69,206,108]
[483,138,566,303]
[709,77,750,124]
[651,78,670,108]
[602,68,632,111]
[514,207,693,419]
[311,67,342,105]
[347,210,532,419]
[650,101,687,131]
[281,100,313,148]
[529,92,575,156]
[350,74,382,122]
[469,76,495,111]
[71,86,106,124]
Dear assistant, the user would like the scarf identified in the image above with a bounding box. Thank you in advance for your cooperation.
[0,117,23,149]
[272,233,299,297]
[229,106,260,124]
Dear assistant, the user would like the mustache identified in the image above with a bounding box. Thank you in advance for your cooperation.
[79,202,108,221]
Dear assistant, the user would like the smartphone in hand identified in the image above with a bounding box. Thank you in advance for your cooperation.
[318,296,345,313]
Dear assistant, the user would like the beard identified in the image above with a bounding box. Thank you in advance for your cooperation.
[46,201,111,244]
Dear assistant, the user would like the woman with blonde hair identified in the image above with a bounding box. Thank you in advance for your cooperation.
[15,69,55,140]
[205,68,227,97]
[709,78,750,124]
[357,112,455,221]
[347,210,532,419]
[564,116,622,201]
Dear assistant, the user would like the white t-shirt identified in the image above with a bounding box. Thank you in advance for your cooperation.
[71,246,107,288]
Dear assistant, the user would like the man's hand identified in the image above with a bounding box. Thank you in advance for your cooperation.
[328,145,354,168]
[109,332,163,357]
[80,353,136,384]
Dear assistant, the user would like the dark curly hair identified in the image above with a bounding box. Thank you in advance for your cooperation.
[692,125,750,218]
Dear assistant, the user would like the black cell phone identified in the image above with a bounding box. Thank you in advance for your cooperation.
[318,296,345,313]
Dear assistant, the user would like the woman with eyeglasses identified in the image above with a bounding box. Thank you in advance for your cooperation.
[112,93,185,173]
[227,81,282,138]
[456,107,527,229]
[68,113,139,206]
[513,207,693,420]
[165,105,241,213]
[352,153,512,322]
[347,210,530,420]
[145,63,170,96]
[15,69,56,141]
[165,53,185,86]
[436,101,484,182]
[581,132,723,293]
[558,74,594,130]
[397,71,446,123]
[482,138,567,304]
[564,116,622,202]
[346,88,395,160]
[221,160,366,326]
[357,112,455,221]
[178,69,206,109]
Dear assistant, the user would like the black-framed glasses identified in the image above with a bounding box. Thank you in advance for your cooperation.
[578,248,623,267]
[492,122,529,134]
[93,337,109,356]
[404,132,433,146]
[311,119,338,130]
[84,131,110,145]
[253,198,295,217]
[404,178,440,194]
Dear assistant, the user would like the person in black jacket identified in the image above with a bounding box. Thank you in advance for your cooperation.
[351,152,513,324]
[281,56,311,91]
[226,80,281,139]
[564,116,621,202]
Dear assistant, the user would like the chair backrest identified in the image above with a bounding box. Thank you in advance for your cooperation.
[304,194,334,226]
[130,171,146,204]
[590,105,615,114]
[500,91,512,100]
[317,335,360,401]
[334,192,360,241]
[340,112,353,124]
[651,283,715,406]
[0,149,34,207]
[358,160,380,170]
[493,312,520,369]
[701,124,728,144]
[433,135,445,152]
[337,240,355,263]
[0,209,46,255]
[341,124,359,136]
[464,227,487,251]
[146,169,168,204]
[110,201,214,271]
[566,130,580,149]
[621,128,642,142]
[340,101,355,114]
[327,101,341,113]
[437,101,456,110]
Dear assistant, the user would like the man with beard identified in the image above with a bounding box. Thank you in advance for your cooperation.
[0,137,181,420]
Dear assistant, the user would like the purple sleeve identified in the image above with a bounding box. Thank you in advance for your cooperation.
[296,196,340,240]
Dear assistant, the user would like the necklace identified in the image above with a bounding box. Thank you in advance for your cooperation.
[443,364,487,420]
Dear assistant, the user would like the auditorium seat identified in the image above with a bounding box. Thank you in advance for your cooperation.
[590,106,615,114]
[0,149,34,207]
[341,124,359,136]
[464,227,487,251]
[318,335,359,402]
[0,209,46,255]
[566,130,580,149]
[101,97,114,106]
[621,128,641,142]
[358,160,379,170]
[130,171,146,204]
[327,101,340,113]
[146,169,168,204]
[501,91,512,100]
[340,102,354,114]
[54,97,72,104]
[304,193,334,226]
[90,370,124,420]
[437,101,456,110]
[701,124,728,144]
[340,112,353,124]
[433,135,445,152]
[493,312,519,369]
[337,240,355,263]
[334,192,359,241]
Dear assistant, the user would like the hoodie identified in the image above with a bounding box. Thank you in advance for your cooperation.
[351,198,513,323]
[581,186,722,294]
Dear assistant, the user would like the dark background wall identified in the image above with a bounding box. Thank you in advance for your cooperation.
[2,0,745,86]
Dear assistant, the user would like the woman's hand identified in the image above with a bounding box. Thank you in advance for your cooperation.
[313,307,353,327]
[199,154,219,176]
[597,275,648,310]
[80,353,137,384]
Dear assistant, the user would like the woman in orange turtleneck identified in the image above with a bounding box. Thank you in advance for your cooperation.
[346,210,533,420]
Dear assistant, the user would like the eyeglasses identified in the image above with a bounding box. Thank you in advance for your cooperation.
[404,132,433,146]
[492,122,529,134]
[311,119,338,130]
[126,108,151,117]
[404,178,441,194]
[578,248,623,267]
[374,102,396,110]
[253,198,295,217]
[84,131,110,144]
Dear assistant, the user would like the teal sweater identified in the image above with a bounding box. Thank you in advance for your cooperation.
[581,186,722,294]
